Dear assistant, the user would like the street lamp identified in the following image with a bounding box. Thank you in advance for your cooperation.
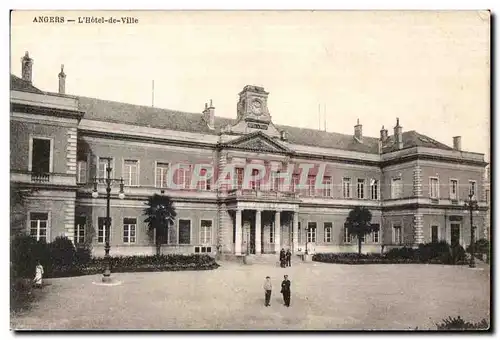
[92,158,125,283]
[464,192,479,268]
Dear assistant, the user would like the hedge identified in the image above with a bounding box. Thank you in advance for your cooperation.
[312,242,467,265]
[48,254,220,278]
[11,235,220,279]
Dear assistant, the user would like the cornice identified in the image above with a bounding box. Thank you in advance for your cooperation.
[11,102,84,121]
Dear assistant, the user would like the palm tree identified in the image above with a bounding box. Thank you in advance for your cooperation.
[143,193,177,255]
[345,206,378,255]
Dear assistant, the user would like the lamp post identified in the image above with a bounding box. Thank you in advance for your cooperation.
[464,192,479,268]
[92,158,125,283]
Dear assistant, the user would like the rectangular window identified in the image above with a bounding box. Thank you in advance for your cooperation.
[97,217,108,244]
[277,172,284,192]
[74,216,86,244]
[200,220,212,244]
[343,224,352,243]
[450,179,458,200]
[235,167,244,190]
[391,177,402,199]
[178,219,191,244]
[307,222,317,243]
[270,223,274,243]
[324,222,332,243]
[174,165,192,189]
[430,177,439,199]
[431,225,439,243]
[156,162,169,188]
[29,212,48,242]
[197,168,211,191]
[469,180,477,198]
[370,179,379,200]
[123,218,137,244]
[98,157,113,180]
[323,176,332,197]
[251,169,260,190]
[77,160,87,184]
[343,177,351,198]
[124,160,139,186]
[31,138,51,174]
[307,176,316,197]
[292,174,300,193]
[371,225,380,243]
[357,179,365,199]
[393,225,402,244]
[297,222,301,244]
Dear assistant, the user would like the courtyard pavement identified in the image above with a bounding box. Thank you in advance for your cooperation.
[11,260,490,330]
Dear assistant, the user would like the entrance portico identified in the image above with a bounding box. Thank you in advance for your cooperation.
[228,202,299,255]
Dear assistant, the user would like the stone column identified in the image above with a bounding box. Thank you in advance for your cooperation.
[235,209,242,255]
[413,162,423,197]
[413,211,424,246]
[274,211,281,252]
[292,212,299,253]
[255,210,262,254]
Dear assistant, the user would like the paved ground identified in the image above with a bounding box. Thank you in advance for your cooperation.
[11,260,490,330]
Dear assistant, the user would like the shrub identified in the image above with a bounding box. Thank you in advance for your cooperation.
[450,244,467,265]
[418,241,451,263]
[10,278,36,313]
[11,235,50,278]
[75,245,92,265]
[436,316,489,330]
[466,238,490,262]
[49,236,76,268]
[385,247,416,260]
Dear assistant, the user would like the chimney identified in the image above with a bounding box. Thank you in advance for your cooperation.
[21,51,33,83]
[354,118,362,142]
[203,99,215,128]
[280,130,288,141]
[394,118,403,149]
[380,125,388,142]
[453,136,462,151]
[58,64,66,94]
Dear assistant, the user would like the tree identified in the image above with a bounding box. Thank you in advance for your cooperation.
[143,193,177,255]
[344,206,378,255]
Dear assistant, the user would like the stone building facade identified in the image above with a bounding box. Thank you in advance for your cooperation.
[10,53,489,257]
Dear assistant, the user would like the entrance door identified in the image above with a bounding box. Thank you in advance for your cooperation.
[450,224,461,246]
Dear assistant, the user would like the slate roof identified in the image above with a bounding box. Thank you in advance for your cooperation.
[10,74,44,94]
[10,75,455,154]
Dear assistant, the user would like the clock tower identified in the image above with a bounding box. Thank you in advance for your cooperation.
[221,85,281,137]
[236,85,271,123]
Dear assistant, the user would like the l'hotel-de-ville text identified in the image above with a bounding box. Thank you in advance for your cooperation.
[32,16,139,24]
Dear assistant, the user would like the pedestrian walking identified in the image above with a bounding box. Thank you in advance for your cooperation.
[263,276,272,307]
[281,275,291,307]
[286,249,291,267]
[279,248,286,268]
[33,261,44,288]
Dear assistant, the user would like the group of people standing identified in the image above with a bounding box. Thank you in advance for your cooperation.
[279,248,291,268]
[263,275,291,307]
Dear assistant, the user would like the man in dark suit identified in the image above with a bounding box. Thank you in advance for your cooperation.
[281,275,291,307]
[285,249,291,267]
[279,248,286,267]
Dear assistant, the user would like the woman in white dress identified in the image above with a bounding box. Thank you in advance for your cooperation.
[33,261,44,288]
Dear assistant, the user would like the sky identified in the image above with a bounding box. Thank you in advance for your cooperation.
[10,10,490,160]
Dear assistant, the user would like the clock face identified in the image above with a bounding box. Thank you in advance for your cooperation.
[251,100,263,115]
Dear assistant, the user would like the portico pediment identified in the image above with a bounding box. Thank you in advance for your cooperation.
[223,131,291,154]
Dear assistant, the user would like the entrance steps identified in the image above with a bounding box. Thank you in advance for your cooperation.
[217,253,304,266]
